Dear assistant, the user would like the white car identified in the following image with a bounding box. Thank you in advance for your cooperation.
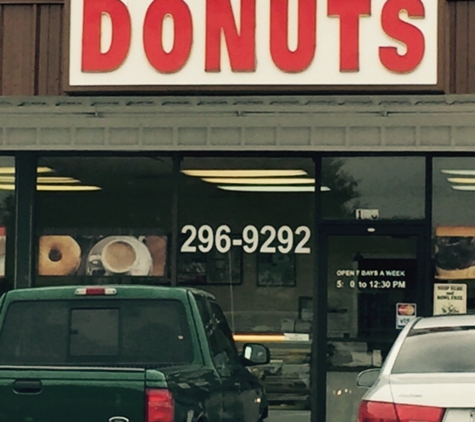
[357,314,475,422]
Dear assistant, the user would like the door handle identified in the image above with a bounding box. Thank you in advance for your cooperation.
[13,379,42,394]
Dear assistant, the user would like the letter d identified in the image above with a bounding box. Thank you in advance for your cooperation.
[82,0,131,72]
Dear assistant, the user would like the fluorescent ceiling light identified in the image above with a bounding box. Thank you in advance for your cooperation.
[0,184,101,191]
[202,177,316,185]
[0,176,19,183]
[0,167,17,175]
[182,169,308,178]
[217,185,330,193]
[442,170,475,176]
[0,176,80,184]
[37,167,55,174]
[452,185,475,191]
[233,334,285,343]
[35,185,101,191]
[447,178,475,184]
[37,177,79,183]
[0,167,54,175]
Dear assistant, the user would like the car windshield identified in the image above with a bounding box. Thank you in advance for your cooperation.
[392,325,475,373]
[0,299,194,367]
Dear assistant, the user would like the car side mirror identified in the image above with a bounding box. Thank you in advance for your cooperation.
[356,368,380,388]
[241,343,271,366]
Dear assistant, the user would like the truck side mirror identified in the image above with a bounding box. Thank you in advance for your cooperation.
[241,343,271,366]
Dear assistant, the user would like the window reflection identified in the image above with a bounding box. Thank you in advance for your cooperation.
[433,158,475,227]
[322,157,425,220]
[179,157,314,410]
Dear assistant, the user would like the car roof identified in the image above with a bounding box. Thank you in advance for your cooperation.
[413,314,475,329]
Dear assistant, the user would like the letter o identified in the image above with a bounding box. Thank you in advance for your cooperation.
[143,0,193,74]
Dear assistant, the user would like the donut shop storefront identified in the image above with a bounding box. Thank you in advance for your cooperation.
[1,0,475,421]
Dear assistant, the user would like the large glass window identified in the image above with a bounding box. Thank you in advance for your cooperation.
[433,158,475,315]
[178,157,315,412]
[34,157,173,286]
[322,157,425,220]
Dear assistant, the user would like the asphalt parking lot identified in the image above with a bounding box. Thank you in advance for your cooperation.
[267,410,311,422]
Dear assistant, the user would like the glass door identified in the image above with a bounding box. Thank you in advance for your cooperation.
[322,223,425,422]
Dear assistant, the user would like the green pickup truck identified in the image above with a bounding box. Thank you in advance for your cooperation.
[0,285,271,422]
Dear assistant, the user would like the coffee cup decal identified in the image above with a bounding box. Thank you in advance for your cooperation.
[101,239,138,274]
[87,236,154,276]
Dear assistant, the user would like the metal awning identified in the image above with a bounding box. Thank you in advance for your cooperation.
[0,95,475,152]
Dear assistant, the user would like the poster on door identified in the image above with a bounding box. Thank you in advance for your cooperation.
[433,283,467,315]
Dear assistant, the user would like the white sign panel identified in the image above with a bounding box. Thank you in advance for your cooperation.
[356,209,379,220]
[284,333,310,342]
[69,0,438,87]
[433,283,467,315]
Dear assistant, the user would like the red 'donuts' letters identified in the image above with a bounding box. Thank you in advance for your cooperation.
[205,0,256,72]
[270,0,317,73]
[328,0,371,72]
[79,0,430,78]
[143,0,193,73]
[81,0,131,72]
[379,0,425,73]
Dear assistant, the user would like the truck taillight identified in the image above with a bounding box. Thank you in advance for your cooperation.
[146,389,174,422]
[359,400,445,422]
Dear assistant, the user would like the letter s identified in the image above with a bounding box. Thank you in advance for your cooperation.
[379,0,425,73]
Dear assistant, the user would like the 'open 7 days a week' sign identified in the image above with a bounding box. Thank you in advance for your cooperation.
[69,0,439,87]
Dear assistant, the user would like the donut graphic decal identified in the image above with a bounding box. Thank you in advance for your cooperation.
[38,233,167,277]
[435,226,475,280]
[38,235,81,276]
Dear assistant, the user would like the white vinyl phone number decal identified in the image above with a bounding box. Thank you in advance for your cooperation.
[180,225,311,255]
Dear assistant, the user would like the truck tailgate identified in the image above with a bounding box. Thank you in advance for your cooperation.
[0,367,146,422]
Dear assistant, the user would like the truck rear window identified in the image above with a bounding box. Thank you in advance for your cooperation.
[0,299,194,366]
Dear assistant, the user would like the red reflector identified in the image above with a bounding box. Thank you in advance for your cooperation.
[85,288,106,295]
[359,401,445,422]
[146,389,174,422]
